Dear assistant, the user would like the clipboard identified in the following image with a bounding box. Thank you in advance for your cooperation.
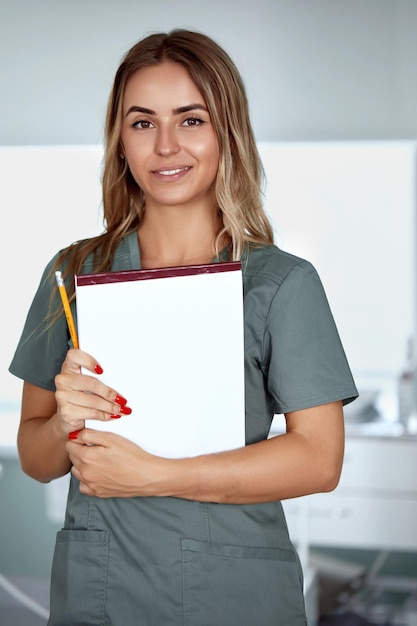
[75,262,245,458]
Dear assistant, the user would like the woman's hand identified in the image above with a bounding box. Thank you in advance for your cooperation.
[54,348,132,438]
[66,429,168,498]
[17,350,132,483]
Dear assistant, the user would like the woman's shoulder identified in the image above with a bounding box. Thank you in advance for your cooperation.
[243,243,317,288]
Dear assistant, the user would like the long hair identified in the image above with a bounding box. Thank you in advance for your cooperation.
[53,29,274,302]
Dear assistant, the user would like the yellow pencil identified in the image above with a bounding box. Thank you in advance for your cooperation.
[55,271,79,349]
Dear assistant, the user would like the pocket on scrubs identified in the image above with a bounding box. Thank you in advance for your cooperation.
[48,529,110,626]
[181,538,306,626]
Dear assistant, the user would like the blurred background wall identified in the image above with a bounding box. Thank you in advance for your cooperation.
[1,0,417,147]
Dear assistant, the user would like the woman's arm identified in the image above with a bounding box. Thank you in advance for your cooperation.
[67,400,345,503]
[172,400,345,503]
[18,382,70,482]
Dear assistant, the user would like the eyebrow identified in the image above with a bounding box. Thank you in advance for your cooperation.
[125,103,208,117]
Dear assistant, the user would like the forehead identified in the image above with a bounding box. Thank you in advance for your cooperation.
[123,61,205,110]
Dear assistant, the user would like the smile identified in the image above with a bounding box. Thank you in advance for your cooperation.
[154,166,191,176]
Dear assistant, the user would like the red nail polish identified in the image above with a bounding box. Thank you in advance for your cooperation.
[114,395,127,407]
[68,429,81,440]
[110,414,121,419]
[94,363,104,375]
[120,405,132,415]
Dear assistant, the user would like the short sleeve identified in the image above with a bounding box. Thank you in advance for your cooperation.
[9,254,71,391]
[263,260,358,414]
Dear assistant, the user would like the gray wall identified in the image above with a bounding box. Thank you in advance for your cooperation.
[1,0,417,146]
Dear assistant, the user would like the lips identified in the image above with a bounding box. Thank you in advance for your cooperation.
[153,166,191,176]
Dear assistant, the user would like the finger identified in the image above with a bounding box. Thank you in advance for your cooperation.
[68,428,122,447]
[55,372,131,417]
[60,348,104,376]
[58,400,120,430]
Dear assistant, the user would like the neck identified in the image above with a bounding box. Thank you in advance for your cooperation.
[138,204,224,269]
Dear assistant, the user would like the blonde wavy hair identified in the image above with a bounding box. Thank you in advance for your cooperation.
[54,29,274,301]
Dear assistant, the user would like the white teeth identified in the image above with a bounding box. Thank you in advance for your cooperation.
[158,167,188,176]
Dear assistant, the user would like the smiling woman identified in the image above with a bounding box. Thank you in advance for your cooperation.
[8,29,357,626]
[120,61,221,266]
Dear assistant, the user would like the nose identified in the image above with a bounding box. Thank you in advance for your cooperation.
[155,126,180,157]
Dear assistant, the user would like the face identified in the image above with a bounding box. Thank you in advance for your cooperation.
[120,61,220,213]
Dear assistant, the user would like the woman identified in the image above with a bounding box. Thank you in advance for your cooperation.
[10,29,358,625]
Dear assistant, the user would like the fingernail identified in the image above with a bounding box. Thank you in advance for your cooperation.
[120,405,132,415]
[68,429,81,440]
[95,363,104,375]
[114,394,127,407]
[110,414,121,419]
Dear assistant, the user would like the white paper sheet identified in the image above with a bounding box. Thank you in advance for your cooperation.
[75,263,245,458]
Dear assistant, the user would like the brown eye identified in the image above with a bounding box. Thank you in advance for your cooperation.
[132,120,153,129]
[182,117,204,127]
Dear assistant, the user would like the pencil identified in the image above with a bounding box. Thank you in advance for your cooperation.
[55,271,79,349]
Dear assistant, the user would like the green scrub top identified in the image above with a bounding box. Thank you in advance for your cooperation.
[9,232,358,625]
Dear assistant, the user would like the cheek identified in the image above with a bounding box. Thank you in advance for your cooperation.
[122,157,147,192]
[196,139,220,171]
